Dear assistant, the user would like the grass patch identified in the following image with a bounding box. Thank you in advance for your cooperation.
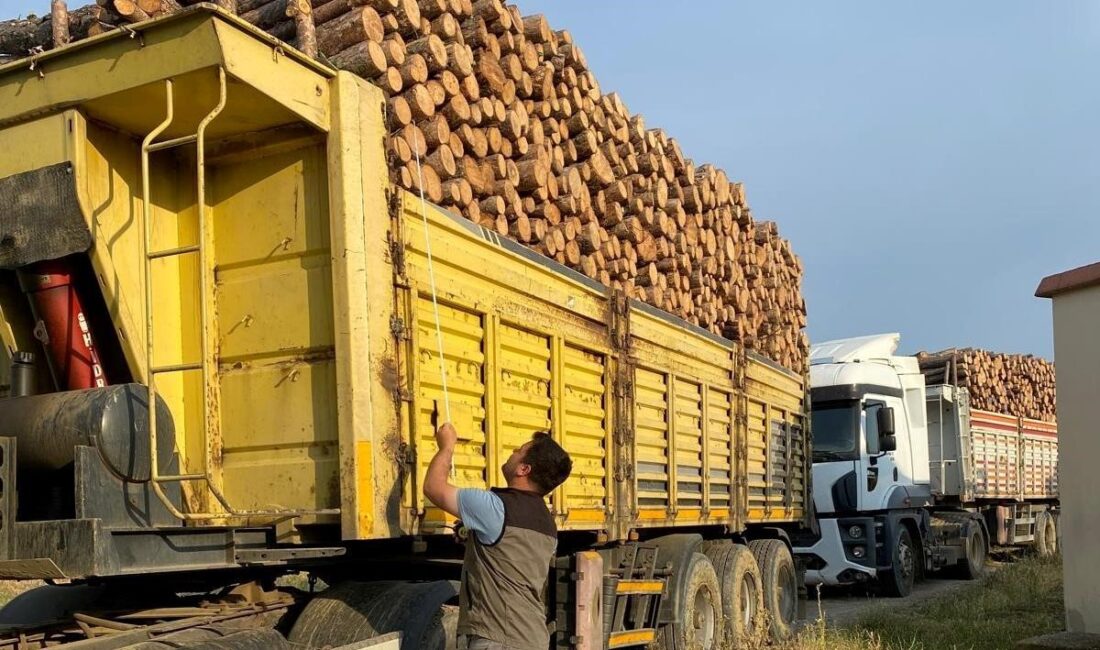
[784,555,1064,650]
[0,581,37,607]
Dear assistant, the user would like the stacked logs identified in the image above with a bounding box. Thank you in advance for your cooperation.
[916,349,1056,422]
[0,0,809,374]
[0,4,99,53]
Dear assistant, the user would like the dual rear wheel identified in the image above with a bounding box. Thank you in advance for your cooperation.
[661,539,797,649]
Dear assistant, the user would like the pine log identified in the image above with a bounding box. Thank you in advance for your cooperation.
[0,0,811,374]
[407,34,448,73]
[0,5,102,55]
[112,1,151,21]
[51,0,70,46]
[137,0,183,14]
[330,39,387,77]
[316,7,383,56]
[286,0,317,57]
[400,53,429,85]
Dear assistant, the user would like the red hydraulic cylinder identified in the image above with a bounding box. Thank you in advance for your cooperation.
[17,259,106,391]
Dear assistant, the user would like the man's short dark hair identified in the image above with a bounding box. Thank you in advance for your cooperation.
[525,432,572,496]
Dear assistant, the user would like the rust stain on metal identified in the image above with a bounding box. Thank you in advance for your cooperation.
[376,353,400,397]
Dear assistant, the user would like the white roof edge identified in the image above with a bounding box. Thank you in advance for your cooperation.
[809,333,901,365]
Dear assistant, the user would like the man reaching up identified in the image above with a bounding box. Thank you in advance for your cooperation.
[424,423,573,650]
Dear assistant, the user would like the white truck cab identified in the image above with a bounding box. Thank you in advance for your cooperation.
[794,333,1057,596]
[795,334,937,595]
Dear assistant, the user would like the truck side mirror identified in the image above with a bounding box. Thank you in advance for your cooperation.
[878,407,897,452]
[877,407,895,437]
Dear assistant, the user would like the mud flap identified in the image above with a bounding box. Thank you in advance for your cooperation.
[0,163,91,270]
[794,554,808,620]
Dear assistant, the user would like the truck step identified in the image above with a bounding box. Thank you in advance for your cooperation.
[607,628,658,648]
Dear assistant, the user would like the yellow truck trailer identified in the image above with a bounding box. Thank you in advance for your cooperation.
[0,7,811,649]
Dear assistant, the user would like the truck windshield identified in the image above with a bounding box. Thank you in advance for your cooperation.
[811,400,860,462]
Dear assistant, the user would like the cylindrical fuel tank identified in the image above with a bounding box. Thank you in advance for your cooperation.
[0,384,175,482]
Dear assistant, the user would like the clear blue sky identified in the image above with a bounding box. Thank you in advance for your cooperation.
[10,1,1098,359]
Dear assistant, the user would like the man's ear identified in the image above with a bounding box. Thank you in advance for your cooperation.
[515,462,532,477]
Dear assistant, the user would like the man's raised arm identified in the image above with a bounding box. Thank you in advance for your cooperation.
[423,422,460,517]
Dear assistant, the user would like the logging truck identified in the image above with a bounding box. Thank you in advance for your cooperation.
[793,334,1059,596]
[0,8,812,648]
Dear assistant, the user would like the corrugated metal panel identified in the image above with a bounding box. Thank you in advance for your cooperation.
[744,354,807,521]
[497,323,552,459]
[706,388,734,514]
[966,410,1058,501]
[789,418,807,509]
[673,379,704,510]
[398,196,808,538]
[635,367,670,510]
[560,344,609,522]
[971,410,1021,499]
[1021,417,1058,499]
[745,398,769,514]
[416,299,488,527]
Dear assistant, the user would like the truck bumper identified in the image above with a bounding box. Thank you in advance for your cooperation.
[794,518,877,587]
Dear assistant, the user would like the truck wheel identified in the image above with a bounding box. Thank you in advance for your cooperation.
[150,629,292,650]
[0,584,106,627]
[1035,511,1058,557]
[658,552,722,650]
[288,580,457,649]
[420,604,459,650]
[958,520,988,580]
[748,539,797,640]
[701,541,764,645]
[879,526,916,597]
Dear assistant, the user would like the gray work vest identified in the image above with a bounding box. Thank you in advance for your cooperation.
[457,488,557,649]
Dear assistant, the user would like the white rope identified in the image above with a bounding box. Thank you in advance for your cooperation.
[413,146,454,474]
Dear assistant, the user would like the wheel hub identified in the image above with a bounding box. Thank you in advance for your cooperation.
[898,540,914,579]
[691,588,716,649]
[741,576,758,631]
[778,564,797,621]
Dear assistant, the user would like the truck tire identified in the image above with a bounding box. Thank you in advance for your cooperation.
[700,541,764,646]
[420,604,459,650]
[658,552,722,650]
[288,580,457,649]
[879,526,916,597]
[0,584,107,628]
[957,519,988,580]
[748,539,797,641]
[1035,511,1058,557]
[144,629,292,650]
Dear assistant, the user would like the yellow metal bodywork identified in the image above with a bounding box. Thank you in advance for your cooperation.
[0,7,808,543]
[396,196,809,538]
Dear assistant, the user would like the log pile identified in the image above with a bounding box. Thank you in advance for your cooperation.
[916,348,1056,422]
[0,0,809,374]
[0,4,99,55]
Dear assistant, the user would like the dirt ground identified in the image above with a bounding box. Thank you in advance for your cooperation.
[806,575,978,627]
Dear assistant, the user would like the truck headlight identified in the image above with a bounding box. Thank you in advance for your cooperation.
[848,525,864,539]
[851,545,866,558]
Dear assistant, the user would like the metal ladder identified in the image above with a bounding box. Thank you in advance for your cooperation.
[140,67,338,522]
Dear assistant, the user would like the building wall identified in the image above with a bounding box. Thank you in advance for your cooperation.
[1050,283,1100,633]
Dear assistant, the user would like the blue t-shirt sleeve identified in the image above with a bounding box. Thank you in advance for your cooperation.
[457,488,505,544]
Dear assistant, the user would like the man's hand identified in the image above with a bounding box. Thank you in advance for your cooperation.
[435,422,458,450]
[424,422,460,517]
